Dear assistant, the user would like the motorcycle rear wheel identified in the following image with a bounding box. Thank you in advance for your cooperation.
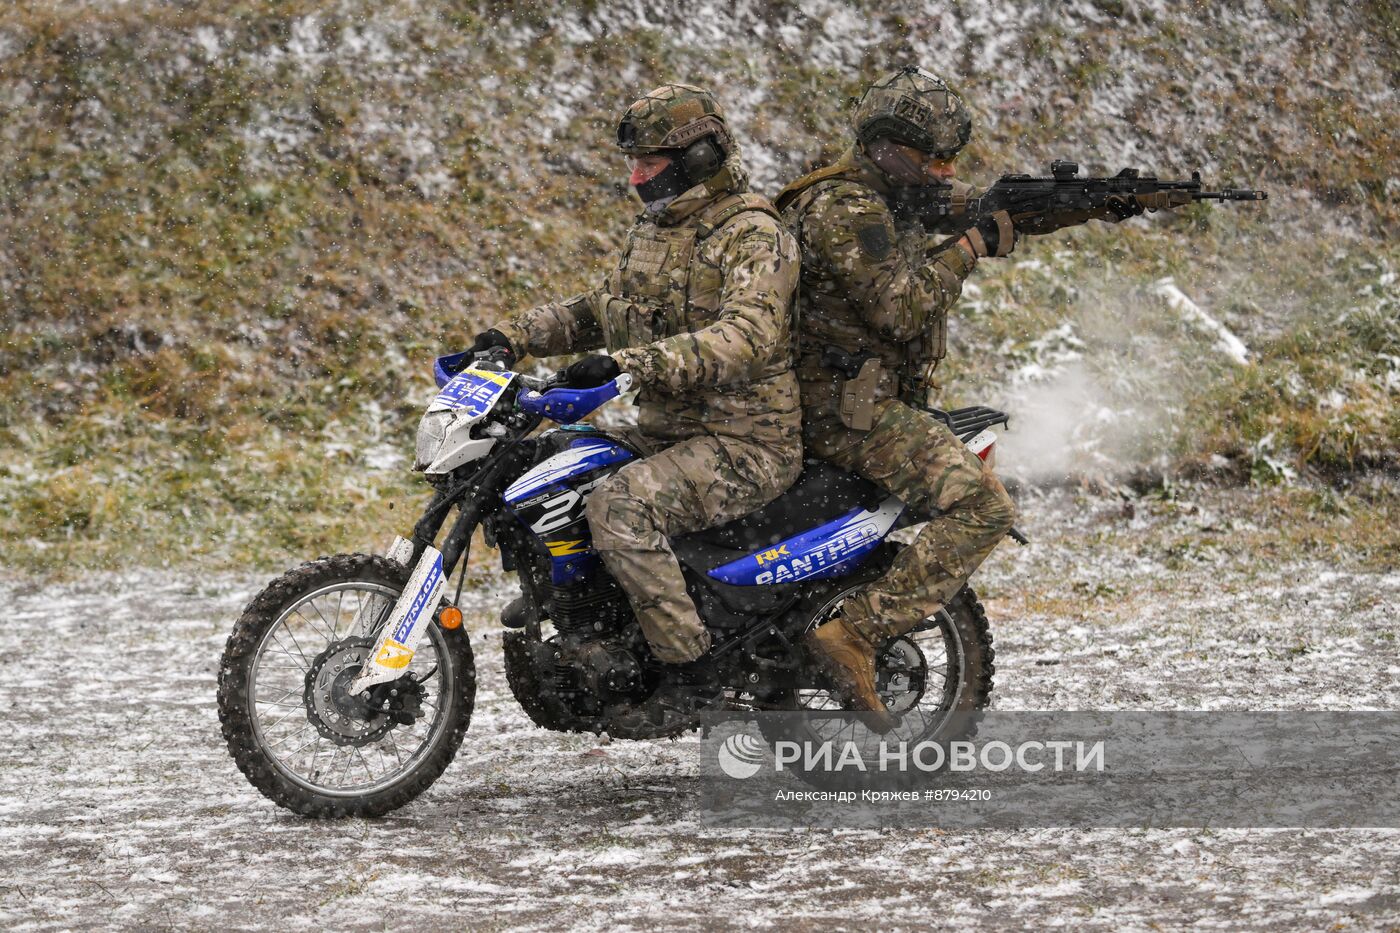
[777,585,993,733]
[758,541,994,752]
[218,553,476,817]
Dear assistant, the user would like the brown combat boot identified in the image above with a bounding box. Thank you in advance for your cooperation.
[805,617,897,733]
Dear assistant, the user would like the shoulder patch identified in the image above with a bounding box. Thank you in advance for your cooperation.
[857,223,893,259]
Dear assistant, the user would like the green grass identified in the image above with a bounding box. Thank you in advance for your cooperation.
[0,1,1395,574]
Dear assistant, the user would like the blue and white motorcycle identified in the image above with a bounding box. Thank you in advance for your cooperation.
[218,349,1010,816]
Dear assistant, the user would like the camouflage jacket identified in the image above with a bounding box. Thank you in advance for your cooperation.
[491,156,801,447]
[776,147,978,427]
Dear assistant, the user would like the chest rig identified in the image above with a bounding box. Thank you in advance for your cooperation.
[778,169,951,422]
[602,193,778,352]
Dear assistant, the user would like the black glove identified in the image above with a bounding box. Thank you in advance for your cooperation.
[468,328,515,362]
[965,210,1017,258]
[560,355,621,389]
[1104,194,1145,222]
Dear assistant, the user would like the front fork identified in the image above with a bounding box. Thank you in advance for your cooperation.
[347,482,478,694]
[348,537,447,694]
[348,442,534,693]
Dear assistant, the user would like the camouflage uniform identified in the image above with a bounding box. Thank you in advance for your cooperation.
[491,86,802,663]
[777,134,1015,647]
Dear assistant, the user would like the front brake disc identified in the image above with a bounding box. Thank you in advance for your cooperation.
[303,637,397,747]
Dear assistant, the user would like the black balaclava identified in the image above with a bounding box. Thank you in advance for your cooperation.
[635,156,693,214]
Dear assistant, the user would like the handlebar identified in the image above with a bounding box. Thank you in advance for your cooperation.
[515,370,566,394]
[517,374,633,425]
[433,348,632,424]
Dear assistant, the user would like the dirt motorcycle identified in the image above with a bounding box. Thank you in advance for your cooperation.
[218,348,1012,816]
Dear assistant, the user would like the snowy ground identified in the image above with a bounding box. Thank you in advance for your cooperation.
[2,488,1398,930]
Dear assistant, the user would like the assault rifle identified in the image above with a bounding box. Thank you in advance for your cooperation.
[890,160,1267,234]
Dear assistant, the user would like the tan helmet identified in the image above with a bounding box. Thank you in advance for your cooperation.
[616,84,734,180]
[852,66,972,159]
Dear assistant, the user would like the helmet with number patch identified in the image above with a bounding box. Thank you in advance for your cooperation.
[852,66,972,159]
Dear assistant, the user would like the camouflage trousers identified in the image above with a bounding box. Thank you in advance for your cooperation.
[807,399,1016,644]
[585,431,802,663]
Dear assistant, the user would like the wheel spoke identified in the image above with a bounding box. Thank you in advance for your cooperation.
[334,590,347,640]
[306,597,340,641]
[285,731,321,758]
[363,597,392,637]
[273,627,311,668]
[256,684,302,706]
[261,702,310,733]
[266,633,305,668]
[291,610,333,645]
[375,743,394,777]
[269,722,313,750]
[355,747,376,783]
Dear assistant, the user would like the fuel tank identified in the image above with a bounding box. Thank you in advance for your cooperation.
[503,431,636,583]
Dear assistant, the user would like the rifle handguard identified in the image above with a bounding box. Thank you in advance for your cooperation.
[1135,190,1193,211]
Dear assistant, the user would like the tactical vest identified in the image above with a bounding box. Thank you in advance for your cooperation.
[597,190,799,446]
[777,166,948,407]
[601,192,789,382]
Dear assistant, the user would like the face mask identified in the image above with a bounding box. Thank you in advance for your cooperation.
[633,158,693,213]
[866,139,954,187]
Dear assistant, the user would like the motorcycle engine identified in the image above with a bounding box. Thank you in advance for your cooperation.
[544,575,631,638]
[526,631,648,712]
[571,639,645,698]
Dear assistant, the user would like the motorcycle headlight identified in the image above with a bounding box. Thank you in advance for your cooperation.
[414,410,453,472]
[414,409,497,474]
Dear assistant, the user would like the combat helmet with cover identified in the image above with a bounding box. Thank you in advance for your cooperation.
[852,66,972,159]
[616,83,734,184]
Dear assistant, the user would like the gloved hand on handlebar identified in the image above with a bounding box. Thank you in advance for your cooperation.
[560,354,621,389]
[468,328,516,362]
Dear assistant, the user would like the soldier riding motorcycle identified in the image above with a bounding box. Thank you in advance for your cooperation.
[776,67,1020,730]
[216,84,1011,817]
[776,66,1264,730]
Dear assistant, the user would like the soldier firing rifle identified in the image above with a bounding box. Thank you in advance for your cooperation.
[780,66,1266,729]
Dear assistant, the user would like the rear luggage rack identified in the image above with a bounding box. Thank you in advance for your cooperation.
[924,403,1029,547]
[924,405,1010,441]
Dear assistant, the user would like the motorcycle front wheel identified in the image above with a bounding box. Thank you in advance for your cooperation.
[218,553,476,817]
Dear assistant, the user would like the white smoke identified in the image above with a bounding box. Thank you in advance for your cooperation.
[996,362,1135,483]
[990,275,1248,486]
